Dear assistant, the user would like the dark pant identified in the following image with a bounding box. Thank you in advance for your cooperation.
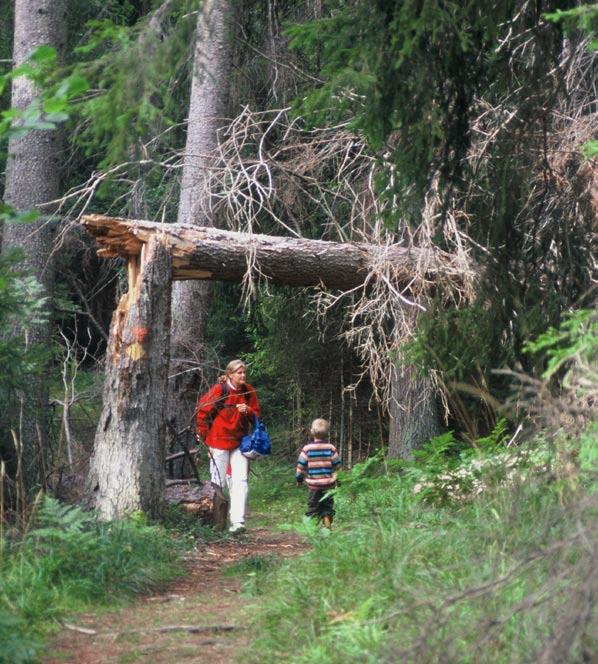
[306,488,335,519]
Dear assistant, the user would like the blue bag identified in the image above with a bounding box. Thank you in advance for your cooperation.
[240,415,271,460]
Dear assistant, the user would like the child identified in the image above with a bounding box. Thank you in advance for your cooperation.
[295,418,341,528]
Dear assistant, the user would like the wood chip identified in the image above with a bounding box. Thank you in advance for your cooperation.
[63,623,97,635]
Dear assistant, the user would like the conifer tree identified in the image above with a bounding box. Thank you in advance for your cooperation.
[168,0,236,451]
[1,0,67,490]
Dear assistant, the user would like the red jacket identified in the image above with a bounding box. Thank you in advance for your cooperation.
[196,382,261,450]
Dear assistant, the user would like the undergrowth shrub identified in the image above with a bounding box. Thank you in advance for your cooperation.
[243,427,596,663]
[0,497,182,664]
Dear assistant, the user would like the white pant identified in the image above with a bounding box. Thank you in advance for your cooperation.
[208,447,248,528]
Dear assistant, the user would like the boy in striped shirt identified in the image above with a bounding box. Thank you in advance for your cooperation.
[295,418,341,528]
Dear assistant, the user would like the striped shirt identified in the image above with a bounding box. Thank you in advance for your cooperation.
[296,440,341,489]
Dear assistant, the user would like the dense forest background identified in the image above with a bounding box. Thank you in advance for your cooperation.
[1,0,593,480]
[0,1,595,662]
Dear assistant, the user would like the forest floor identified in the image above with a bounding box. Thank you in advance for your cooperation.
[42,524,307,664]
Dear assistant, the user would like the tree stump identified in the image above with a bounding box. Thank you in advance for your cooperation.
[86,237,173,519]
[165,479,228,529]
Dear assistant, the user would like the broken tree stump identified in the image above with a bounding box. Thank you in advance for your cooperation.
[86,237,173,520]
[165,479,228,529]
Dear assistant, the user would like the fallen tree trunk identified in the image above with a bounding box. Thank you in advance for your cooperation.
[81,214,452,290]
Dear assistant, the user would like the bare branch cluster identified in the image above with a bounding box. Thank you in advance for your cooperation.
[202,107,477,404]
[464,33,597,297]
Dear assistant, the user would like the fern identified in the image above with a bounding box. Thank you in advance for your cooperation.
[523,309,597,381]
[0,609,39,664]
[412,431,460,469]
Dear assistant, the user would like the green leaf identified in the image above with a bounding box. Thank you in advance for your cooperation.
[43,98,67,114]
[44,112,69,124]
[12,210,41,224]
[29,44,57,63]
[10,62,35,79]
[582,140,598,159]
[29,120,58,130]
[61,73,90,98]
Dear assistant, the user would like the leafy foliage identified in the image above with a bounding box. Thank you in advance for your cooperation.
[0,251,49,466]
[0,45,88,139]
[524,309,598,381]
[0,610,39,664]
[284,1,594,446]
[0,251,48,385]
[69,0,196,167]
[545,4,598,49]
[286,0,524,214]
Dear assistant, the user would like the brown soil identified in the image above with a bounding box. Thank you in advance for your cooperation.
[42,527,307,664]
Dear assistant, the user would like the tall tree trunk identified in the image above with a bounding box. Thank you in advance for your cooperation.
[1,0,67,490]
[168,0,235,455]
[387,364,441,459]
[387,310,441,459]
[87,238,173,520]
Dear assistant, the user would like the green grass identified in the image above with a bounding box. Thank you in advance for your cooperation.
[241,432,597,663]
[248,456,306,526]
[0,498,184,664]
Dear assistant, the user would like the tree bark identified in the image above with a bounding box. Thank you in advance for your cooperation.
[81,214,453,291]
[1,0,67,490]
[387,363,441,459]
[168,0,235,465]
[176,0,234,227]
[87,237,173,520]
[387,308,441,459]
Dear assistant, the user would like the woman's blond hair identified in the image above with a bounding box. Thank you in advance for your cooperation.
[310,418,330,439]
[218,359,246,383]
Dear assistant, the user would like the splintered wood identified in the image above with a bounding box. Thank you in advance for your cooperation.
[83,214,145,257]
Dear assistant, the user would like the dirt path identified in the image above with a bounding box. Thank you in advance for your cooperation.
[43,527,307,664]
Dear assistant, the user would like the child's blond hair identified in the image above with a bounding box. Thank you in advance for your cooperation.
[310,418,330,439]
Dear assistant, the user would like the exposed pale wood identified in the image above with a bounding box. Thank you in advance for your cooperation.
[127,255,140,306]
[82,214,449,290]
[63,623,97,635]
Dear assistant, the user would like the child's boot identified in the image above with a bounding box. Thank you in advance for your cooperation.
[322,515,333,529]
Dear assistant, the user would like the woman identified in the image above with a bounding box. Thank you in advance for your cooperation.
[195,359,261,533]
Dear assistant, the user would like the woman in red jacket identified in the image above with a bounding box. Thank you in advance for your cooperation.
[196,359,261,533]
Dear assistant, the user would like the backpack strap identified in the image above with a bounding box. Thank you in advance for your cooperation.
[212,382,229,417]
[210,382,250,422]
